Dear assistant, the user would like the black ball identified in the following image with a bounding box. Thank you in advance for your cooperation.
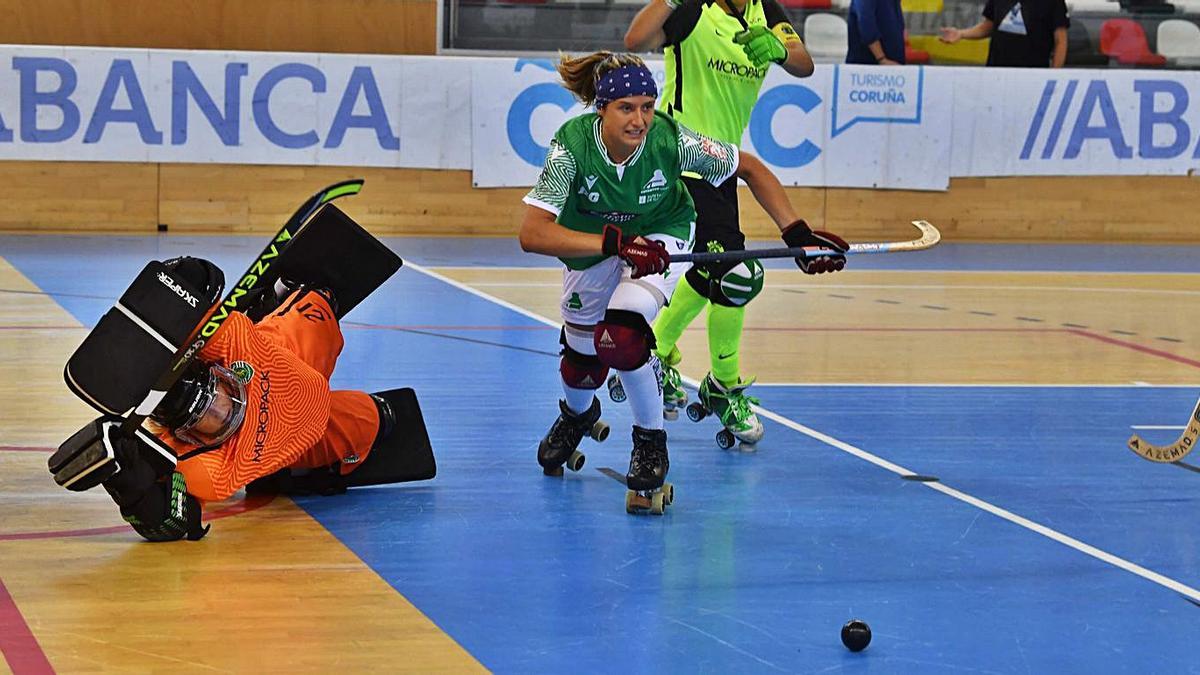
[841,619,871,652]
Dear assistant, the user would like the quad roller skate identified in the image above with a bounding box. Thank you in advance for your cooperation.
[624,426,674,515]
[538,397,609,477]
[686,373,764,450]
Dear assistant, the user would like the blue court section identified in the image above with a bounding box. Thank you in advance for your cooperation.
[5,234,1200,673]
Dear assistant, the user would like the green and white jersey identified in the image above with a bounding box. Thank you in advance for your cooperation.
[523,111,738,269]
[662,0,792,145]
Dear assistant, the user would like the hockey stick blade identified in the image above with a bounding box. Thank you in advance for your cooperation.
[117,179,365,437]
[1127,394,1200,463]
[671,220,940,265]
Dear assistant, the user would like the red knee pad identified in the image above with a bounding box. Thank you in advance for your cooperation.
[560,347,608,390]
[594,310,655,371]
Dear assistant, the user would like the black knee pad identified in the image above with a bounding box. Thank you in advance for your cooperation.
[594,309,656,371]
[708,259,765,307]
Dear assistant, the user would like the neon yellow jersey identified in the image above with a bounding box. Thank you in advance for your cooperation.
[661,0,790,145]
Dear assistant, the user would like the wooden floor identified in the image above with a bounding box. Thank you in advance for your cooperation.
[2,235,1199,672]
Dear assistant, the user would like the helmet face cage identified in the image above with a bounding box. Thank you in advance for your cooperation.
[169,364,248,448]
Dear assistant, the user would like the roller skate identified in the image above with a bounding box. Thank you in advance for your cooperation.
[686,373,764,450]
[607,348,687,420]
[624,426,674,515]
[538,397,609,477]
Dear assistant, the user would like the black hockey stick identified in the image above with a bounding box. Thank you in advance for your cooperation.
[1127,394,1200,463]
[116,179,365,437]
[670,220,940,265]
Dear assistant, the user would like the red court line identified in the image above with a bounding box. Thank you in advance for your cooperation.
[343,323,553,331]
[0,576,53,675]
[0,487,275,542]
[1068,329,1200,369]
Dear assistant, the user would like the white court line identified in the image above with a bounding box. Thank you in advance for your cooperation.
[406,261,1200,604]
[1132,425,1187,430]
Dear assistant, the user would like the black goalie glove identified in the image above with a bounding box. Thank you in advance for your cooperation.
[107,470,209,542]
[781,220,849,274]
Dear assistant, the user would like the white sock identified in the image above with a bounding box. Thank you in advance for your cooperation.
[561,384,596,416]
[620,355,663,430]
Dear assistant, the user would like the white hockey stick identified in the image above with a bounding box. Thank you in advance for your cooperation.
[1127,394,1200,463]
[671,220,941,265]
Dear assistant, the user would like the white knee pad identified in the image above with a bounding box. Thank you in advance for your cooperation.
[608,281,664,325]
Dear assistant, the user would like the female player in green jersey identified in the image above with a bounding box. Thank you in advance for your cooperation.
[519,52,846,513]
[625,0,845,448]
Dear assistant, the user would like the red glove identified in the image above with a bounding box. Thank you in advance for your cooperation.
[602,224,670,279]
[781,220,849,274]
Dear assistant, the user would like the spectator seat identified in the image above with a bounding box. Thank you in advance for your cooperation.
[1099,18,1167,66]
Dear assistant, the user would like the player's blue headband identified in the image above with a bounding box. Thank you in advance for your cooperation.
[594,64,658,108]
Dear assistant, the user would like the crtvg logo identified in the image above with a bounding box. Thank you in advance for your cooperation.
[1022,79,1200,161]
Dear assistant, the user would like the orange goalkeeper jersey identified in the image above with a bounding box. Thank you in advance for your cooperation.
[166,298,336,501]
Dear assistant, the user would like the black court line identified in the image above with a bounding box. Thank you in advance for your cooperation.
[776,287,1190,343]
[348,324,559,358]
[0,287,114,301]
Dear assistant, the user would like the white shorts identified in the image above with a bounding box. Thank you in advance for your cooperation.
[559,228,695,326]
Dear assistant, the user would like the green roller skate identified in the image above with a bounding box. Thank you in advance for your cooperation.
[686,373,764,450]
[659,346,688,421]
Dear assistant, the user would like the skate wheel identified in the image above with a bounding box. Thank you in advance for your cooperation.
[566,450,586,472]
[590,421,609,442]
[686,402,707,423]
[650,490,666,515]
[543,464,564,477]
[607,374,626,403]
[625,490,638,514]
[716,429,736,450]
[663,407,679,422]
[663,482,674,506]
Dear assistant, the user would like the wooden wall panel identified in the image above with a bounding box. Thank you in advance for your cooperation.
[0,162,158,231]
[0,0,436,55]
[3,161,1200,243]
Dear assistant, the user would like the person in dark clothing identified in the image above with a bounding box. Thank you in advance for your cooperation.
[939,0,1069,68]
[847,0,906,65]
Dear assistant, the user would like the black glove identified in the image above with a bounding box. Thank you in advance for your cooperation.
[781,220,849,274]
[107,471,209,542]
[602,224,670,279]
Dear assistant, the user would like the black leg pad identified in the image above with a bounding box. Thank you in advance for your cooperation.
[344,388,436,487]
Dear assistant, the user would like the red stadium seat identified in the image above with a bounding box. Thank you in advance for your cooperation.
[905,36,930,63]
[1099,18,1167,66]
